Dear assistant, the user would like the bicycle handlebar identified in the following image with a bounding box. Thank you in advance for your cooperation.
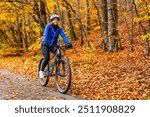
[56,45,72,51]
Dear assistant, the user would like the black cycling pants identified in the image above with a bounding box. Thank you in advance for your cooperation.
[41,44,57,71]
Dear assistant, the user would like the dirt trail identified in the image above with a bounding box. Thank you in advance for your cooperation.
[0,70,77,100]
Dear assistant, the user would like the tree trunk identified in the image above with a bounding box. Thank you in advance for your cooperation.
[56,0,64,29]
[10,26,18,47]
[130,0,134,51]
[23,19,28,51]
[85,0,90,34]
[28,16,33,46]
[16,16,23,48]
[126,0,131,11]
[65,0,77,41]
[92,0,102,34]
[107,0,118,52]
[32,0,47,35]
[145,1,150,56]
[134,1,150,56]
[63,0,91,47]
[100,0,108,36]
[40,0,47,30]
[44,0,50,21]
[76,0,84,45]
[0,29,13,47]
[133,1,147,34]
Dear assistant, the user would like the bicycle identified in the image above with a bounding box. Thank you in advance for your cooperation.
[38,45,72,94]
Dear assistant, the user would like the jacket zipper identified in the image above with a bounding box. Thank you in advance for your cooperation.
[50,26,59,45]
[51,32,55,45]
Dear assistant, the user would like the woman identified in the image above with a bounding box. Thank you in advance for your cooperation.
[39,14,72,79]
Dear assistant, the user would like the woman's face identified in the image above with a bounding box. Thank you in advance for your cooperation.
[52,18,59,25]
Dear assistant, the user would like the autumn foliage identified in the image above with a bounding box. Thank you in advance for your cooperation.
[0,0,150,99]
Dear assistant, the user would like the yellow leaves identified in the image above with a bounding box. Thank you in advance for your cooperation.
[21,4,33,14]
[135,0,143,4]
[134,17,143,23]
[141,33,150,41]
[143,15,150,20]
[0,43,7,56]
[87,43,96,53]
[0,13,6,21]
[134,15,150,23]
[134,0,150,23]
[79,43,97,62]
[93,26,100,31]
[0,1,33,23]
[135,0,150,4]
[28,37,42,52]
[46,0,56,13]
[2,47,24,56]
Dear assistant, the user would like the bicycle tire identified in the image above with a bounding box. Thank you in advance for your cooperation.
[55,58,71,94]
[38,58,50,86]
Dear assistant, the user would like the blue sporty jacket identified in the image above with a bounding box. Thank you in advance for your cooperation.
[42,24,70,46]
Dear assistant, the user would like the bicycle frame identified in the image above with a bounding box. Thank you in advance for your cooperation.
[38,45,72,93]
[49,45,65,76]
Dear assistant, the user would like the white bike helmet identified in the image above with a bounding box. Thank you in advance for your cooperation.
[50,14,60,21]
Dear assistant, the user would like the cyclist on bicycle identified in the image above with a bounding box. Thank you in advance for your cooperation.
[39,14,72,79]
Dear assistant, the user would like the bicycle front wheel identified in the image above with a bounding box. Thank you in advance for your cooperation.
[55,58,71,94]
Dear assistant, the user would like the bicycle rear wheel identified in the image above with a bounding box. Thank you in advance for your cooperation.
[55,58,71,94]
[38,58,50,86]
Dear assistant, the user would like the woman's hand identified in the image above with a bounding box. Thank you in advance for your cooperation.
[66,43,73,49]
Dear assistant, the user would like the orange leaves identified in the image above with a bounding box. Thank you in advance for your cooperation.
[0,32,150,100]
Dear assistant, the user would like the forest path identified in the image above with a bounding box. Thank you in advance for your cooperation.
[0,69,77,100]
